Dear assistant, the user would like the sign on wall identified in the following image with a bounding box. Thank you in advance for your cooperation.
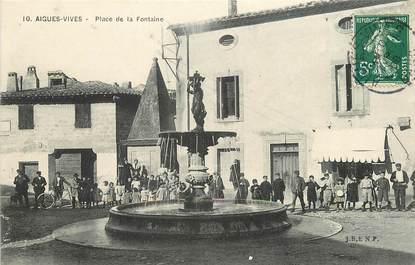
[0,120,11,135]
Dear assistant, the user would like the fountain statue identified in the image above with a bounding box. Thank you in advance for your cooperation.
[105,71,290,238]
[187,71,207,132]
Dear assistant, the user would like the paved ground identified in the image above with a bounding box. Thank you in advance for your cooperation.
[1,196,415,265]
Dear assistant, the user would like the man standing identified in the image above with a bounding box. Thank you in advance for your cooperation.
[235,173,250,203]
[14,169,30,207]
[375,172,390,211]
[52,172,65,201]
[212,172,225,199]
[229,159,241,191]
[390,163,409,211]
[260,176,272,201]
[32,171,47,209]
[291,170,306,212]
[66,173,80,209]
[272,173,285,204]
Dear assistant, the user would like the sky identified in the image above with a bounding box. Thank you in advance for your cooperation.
[0,0,312,91]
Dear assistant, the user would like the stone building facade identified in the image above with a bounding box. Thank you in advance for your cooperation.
[169,0,415,192]
[0,67,140,189]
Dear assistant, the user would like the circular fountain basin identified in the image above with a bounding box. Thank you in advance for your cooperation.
[105,200,291,239]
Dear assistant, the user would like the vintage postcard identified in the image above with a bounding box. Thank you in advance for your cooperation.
[0,0,414,265]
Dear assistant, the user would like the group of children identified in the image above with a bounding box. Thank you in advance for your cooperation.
[305,172,390,212]
[99,171,181,208]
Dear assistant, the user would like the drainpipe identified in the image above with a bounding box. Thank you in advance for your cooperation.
[186,33,190,131]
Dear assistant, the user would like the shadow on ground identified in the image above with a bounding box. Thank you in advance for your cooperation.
[2,232,415,265]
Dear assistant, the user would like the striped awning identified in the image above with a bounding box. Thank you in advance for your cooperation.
[312,128,387,163]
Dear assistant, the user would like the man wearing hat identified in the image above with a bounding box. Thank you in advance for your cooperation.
[290,170,306,212]
[52,172,65,201]
[212,172,225,199]
[390,163,409,211]
[32,171,47,209]
[66,173,80,208]
[229,159,241,191]
[13,169,30,207]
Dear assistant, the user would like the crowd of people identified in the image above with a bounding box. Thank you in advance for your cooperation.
[226,159,415,213]
[11,158,415,213]
[12,158,188,209]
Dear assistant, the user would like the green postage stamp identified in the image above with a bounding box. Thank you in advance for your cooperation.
[354,15,410,84]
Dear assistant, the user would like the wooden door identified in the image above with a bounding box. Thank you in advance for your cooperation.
[270,144,299,192]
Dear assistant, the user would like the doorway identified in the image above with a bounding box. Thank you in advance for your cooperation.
[270,144,299,191]
[217,148,242,191]
[48,149,97,189]
[19,161,39,192]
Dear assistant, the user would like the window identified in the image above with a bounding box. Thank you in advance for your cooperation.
[338,17,353,30]
[18,105,34,129]
[334,64,367,114]
[216,76,240,120]
[219,35,235,46]
[51,78,63,86]
[75,103,91,128]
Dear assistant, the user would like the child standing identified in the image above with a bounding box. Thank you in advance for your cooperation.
[115,180,125,205]
[360,175,374,212]
[141,187,150,203]
[375,172,390,211]
[131,177,141,203]
[148,175,158,201]
[109,182,115,206]
[93,183,102,207]
[346,177,359,210]
[321,173,334,212]
[250,179,262,200]
[305,175,320,212]
[101,181,110,208]
[333,179,346,212]
[156,181,169,201]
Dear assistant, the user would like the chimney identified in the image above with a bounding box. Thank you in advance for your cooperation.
[7,72,19,92]
[22,66,40,90]
[48,70,67,89]
[18,76,23,90]
[228,0,237,16]
[121,81,132,89]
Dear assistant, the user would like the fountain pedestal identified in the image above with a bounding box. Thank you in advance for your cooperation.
[182,153,213,211]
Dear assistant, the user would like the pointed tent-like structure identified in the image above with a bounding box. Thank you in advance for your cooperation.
[122,58,177,175]
[127,57,175,143]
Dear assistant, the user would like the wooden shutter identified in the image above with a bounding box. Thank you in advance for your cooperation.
[216,77,221,119]
[75,103,91,128]
[235,76,240,118]
[18,105,34,129]
[345,64,352,111]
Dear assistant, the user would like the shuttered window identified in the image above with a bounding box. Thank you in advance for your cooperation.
[75,103,91,128]
[18,105,34,130]
[216,76,240,119]
[334,64,367,114]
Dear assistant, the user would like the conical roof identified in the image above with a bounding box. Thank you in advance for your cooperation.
[127,58,175,141]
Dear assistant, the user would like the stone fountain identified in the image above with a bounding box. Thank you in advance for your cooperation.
[105,71,290,238]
